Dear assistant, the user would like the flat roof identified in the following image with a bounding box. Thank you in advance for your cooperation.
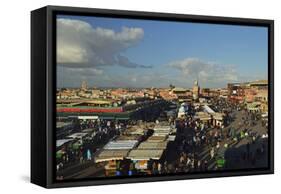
[103,140,138,150]
[78,115,99,120]
[212,112,224,120]
[249,80,268,86]
[124,127,146,135]
[95,149,130,163]
[82,128,95,133]
[116,135,141,141]
[203,105,215,114]
[137,141,168,150]
[147,136,167,142]
[172,87,187,92]
[67,132,88,139]
[167,135,176,141]
[194,112,211,120]
[153,131,170,136]
[56,139,73,148]
[153,125,173,136]
[154,126,171,131]
[127,149,164,160]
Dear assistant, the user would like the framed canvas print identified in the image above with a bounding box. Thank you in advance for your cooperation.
[31,5,274,188]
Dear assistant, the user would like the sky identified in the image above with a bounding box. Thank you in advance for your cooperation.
[56,14,268,89]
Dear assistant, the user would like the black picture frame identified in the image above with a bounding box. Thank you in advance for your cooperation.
[31,5,274,188]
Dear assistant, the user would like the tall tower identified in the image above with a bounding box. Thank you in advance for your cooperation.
[81,80,87,91]
[192,80,200,100]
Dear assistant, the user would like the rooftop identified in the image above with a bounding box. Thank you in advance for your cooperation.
[95,149,130,163]
[56,139,73,148]
[137,141,168,150]
[127,149,164,160]
[103,140,138,150]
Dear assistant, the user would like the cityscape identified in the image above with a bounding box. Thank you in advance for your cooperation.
[56,15,269,180]
[56,79,268,180]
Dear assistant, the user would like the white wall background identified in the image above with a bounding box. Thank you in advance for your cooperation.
[0,0,279,192]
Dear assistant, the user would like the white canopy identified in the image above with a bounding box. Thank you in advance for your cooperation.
[127,149,164,160]
[95,149,130,163]
[137,141,168,150]
[56,139,73,148]
[67,132,88,139]
[103,140,138,150]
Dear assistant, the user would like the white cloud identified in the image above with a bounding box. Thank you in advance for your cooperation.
[167,57,239,86]
[57,18,150,68]
[68,68,103,76]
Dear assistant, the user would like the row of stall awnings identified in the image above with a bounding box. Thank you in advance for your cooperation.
[126,149,164,160]
[95,140,138,163]
[95,149,130,162]
[194,112,211,120]
[103,140,138,150]
[95,139,169,162]
[95,148,166,162]
[153,125,177,136]
[126,126,174,160]
[56,139,73,148]
[95,125,176,162]
[137,141,168,150]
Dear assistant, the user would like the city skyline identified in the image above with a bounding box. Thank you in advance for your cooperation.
[57,15,268,88]
[56,79,267,90]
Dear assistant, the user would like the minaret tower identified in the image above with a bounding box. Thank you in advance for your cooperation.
[192,80,200,101]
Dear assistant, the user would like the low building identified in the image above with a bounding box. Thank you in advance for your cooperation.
[212,112,225,127]
[194,112,211,124]
[249,80,268,89]
[247,102,262,113]
[194,105,225,127]
[227,83,245,103]
[159,90,178,101]
[172,87,192,103]
[244,88,257,103]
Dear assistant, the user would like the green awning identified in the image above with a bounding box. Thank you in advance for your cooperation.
[216,159,226,168]
[56,150,64,159]
[100,116,115,120]
[72,142,81,150]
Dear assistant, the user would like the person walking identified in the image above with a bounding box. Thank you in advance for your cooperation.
[210,147,215,159]
[158,163,162,174]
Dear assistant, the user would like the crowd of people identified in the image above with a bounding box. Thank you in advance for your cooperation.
[56,96,269,179]
[56,119,130,174]
[156,97,269,173]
